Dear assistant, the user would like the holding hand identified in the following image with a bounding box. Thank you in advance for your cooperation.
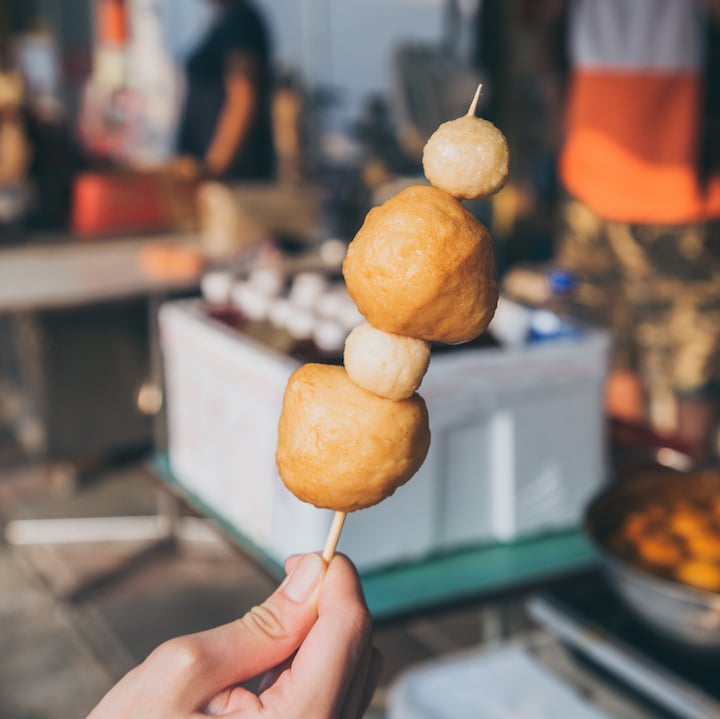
[88,554,381,719]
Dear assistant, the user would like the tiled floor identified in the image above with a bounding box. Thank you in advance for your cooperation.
[0,446,684,719]
[0,452,531,719]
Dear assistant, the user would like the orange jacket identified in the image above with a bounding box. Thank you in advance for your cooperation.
[560,0,720,224]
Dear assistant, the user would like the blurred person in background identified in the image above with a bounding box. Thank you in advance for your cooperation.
[529,0,720,458]
[0,69,31,234]
[176,0,275,181]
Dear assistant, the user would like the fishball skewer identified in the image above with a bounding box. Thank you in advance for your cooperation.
[276,85,508,560]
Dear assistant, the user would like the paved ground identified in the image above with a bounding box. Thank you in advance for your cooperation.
[0,448,530,719]
[0,440,679,719]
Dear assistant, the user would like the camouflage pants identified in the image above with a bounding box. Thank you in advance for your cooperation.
[556,196,720,399]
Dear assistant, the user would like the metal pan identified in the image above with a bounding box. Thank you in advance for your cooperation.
[584,470,720,650]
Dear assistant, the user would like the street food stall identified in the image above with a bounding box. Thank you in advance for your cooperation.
[1,1,719,718]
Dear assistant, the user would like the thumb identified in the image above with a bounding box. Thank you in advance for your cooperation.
[207,552,327,684]
[151,553,327,705]
[86,554,327,719]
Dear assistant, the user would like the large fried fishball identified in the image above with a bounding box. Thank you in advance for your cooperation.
[422,115,509,200]
[343,185,498,344]
[276,363,430,512]
[675,560,720,592]
[688,532,720,562]
[621,512,655,541]
[344,322,430,400]
[668,508,706,540]
[635,534,683,568]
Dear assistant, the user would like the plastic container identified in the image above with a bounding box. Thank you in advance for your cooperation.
[160,299,609,570]
[502,264,577,308]
[387,645,613,719]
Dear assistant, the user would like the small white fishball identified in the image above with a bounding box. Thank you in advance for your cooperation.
[422,115,509,200]
[248,266,284,297]
[289,272,327,309]
[231,281,271,321]
[313,319,346,354]
[200,270,234,306]
[344,322,431,400]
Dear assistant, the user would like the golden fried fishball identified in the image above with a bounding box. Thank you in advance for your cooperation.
[343,185,498,344]
[422,115,509,200]
[668,507,707,540]
[344,322,431,400]
[635,534,683,567]
[675,560,720,592]
[621,512,654,541]
[688,531,720,562]
[276,363,430,512]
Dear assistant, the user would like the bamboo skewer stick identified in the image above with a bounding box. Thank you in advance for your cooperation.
[467,83,483,117]
[322,511,347,562]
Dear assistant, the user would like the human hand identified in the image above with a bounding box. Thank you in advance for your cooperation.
[168,154,202,182]
[87,553,381,719]
[700,0,720,23]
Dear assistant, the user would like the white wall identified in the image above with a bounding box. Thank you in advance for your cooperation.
[257,0,450,121]
[160,0,456,123]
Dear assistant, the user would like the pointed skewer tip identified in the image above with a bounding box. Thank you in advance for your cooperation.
[467,83,483,117]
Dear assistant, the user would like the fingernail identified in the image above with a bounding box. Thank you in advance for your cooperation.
[281,553,325,603]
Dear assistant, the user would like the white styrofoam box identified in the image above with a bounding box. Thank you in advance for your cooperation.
[422,332,608,546]
[159,300,436,570]
[387,645,612,719]
[160,303,290,550]
[160,299,609,571]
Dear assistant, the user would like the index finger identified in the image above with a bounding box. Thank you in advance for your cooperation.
[262,554,374,718]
